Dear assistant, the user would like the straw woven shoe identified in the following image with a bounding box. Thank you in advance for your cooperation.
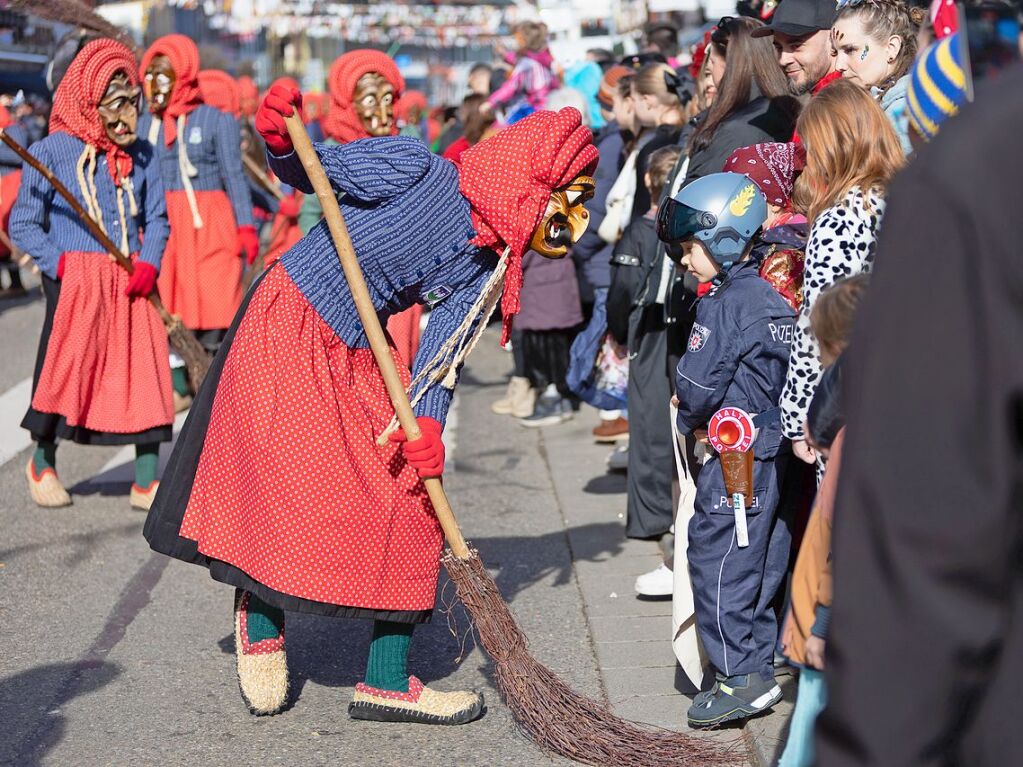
[234,591,289,716]
[130,481,159,511]
[348,676,484,725]
[26,459,72,507]
[173,391,193,413]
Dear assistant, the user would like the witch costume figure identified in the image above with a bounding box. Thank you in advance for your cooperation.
[144,84,597,723]
[11,39,173,510]
[139,35,257,406]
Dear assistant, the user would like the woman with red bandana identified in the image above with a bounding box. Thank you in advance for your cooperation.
[11,39,173,510]
[139,35,257,405]
[144,89,597,723]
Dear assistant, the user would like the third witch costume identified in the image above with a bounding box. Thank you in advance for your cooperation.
[12,39,173,510]
[144,89,597,723]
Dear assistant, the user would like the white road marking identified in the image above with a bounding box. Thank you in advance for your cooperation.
[0,377,33,467]
[444,393,458,475]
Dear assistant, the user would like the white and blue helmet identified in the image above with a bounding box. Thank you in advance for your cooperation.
[656,172,768,268]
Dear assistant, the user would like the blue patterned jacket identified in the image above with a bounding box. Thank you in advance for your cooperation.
[10,132,169,279]
[268,137,499,425]
[139,105,254,227]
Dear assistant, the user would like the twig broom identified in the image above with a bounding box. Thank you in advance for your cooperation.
[0,129,211,389]
[283,113,736,766]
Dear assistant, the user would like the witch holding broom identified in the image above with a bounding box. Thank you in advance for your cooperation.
[10,38,174,511]
[144,82,597,723]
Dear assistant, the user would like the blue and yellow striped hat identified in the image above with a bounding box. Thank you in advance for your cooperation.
[907,32,973,141]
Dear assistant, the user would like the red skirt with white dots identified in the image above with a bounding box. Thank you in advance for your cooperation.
[145,262,441,621]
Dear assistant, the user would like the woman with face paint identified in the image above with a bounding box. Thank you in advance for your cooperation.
[10,39,173,511]
[830,0,924,154]
[144,95,598,722]
[139,35,257,405]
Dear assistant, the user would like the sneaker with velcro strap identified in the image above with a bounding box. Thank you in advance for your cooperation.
[687,672,782,728]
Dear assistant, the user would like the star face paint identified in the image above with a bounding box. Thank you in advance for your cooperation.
[353,72,395,137]
[529,175,596,259]
[98,72,141,148]
[143,55,176,115]
[860,44,870,61]
[830,16,897,87]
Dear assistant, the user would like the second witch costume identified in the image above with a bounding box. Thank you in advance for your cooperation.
[12,39,173,510]
[144,91,597,723]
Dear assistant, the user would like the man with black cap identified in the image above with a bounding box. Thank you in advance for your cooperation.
[752,0,838,96]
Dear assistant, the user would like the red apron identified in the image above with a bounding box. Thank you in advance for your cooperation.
[158,189,241,329]
[31,251,174,434]
[0,170,21,259]
[179,265,443,611]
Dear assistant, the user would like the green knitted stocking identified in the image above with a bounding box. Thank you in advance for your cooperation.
[364,620,414,692]
[33,441,57,472]
[242,591,284,644]
[134,443,159,489]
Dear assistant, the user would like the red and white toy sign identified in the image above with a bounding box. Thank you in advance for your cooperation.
[708,407,756,453]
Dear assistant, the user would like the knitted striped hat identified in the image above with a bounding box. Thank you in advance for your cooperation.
[907,32,972,141]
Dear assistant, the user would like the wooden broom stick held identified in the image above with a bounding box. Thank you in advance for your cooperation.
[282,113,470,560]
[243,154,286,201]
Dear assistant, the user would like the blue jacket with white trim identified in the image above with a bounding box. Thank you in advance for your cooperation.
[675,259,795,455]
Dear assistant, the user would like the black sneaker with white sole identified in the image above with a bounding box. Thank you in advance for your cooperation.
[687,673,783,728]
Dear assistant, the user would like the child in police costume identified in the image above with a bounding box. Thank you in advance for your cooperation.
[657,171,796,727]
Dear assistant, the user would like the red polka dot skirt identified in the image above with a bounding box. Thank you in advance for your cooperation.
[178,264,443,612]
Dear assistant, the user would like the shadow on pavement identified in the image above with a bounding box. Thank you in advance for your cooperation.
[0,661,121,767]
[0,285,42,317]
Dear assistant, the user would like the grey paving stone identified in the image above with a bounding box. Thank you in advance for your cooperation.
[594,639,678,670]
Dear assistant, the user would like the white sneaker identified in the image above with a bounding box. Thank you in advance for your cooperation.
[634,562,673,597]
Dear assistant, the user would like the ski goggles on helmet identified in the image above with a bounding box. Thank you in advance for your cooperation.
[655,195,718,244]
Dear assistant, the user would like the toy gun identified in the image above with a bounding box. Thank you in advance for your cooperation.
[708,407,756,549]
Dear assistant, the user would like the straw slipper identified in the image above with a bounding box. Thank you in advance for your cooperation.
[26,459,72,508]
[130,481,159,511]
[348,676,484,725]
[234,590,289,716]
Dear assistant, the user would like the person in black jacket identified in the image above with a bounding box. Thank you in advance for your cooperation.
[685,16,799,183]
[815,65,1023,766]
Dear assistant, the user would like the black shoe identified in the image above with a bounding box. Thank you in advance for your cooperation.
[687,673,782,728]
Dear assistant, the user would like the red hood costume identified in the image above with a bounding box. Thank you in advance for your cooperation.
[13,38,174,510]
[395,90,427,124]
[139,34,204,146]
[198,70,241,118]
[458,107,598,341]
[322,50,405,143]
[237,76,259,118]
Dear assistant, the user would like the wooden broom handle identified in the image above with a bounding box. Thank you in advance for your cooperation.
[0,128,176,325]
[243,154,286,201]
[282,113,470,559]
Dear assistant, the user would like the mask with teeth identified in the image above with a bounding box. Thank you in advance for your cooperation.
[353,72,395,137]
[529,175,596,258]
[143,55,176,115]
[98,72,141,148]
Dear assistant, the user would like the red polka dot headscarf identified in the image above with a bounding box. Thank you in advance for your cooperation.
[322,50,405,144]
[198,69,240,117]
[723,142,805,210]
[139,34,204,146]
[458,107,599,340]
[50,38,140,185]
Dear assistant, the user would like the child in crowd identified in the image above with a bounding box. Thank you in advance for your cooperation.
[484,21,558,124]
[778,274,869,767]
[659,171,796,726]
[606,144,682,544]
[723,141,808,312]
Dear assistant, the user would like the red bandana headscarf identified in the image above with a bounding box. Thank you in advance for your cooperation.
[457,107,599,342]
[50,38,139,186]
[723,142,804,209]
[139,34,204,146]
[322,50,404,144]
[198,69,240,117]
[238,76,259,118]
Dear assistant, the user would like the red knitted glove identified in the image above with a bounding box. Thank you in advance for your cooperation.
[56,254,66,280]
[256,83,302,156]
[238,225,260,266]
[124,261,157,298]
[278,193,301,219]
[389,416,445,478]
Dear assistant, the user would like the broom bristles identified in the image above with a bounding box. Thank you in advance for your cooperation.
[442,549,743,767]
[166,318,211,391]
[11,0,132,45]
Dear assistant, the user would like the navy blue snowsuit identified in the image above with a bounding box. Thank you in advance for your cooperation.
[675,259,796,680]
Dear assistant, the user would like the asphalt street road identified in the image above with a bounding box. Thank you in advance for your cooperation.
[0,282,606,767]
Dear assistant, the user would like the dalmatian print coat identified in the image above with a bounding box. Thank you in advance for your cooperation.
[780,186,886,439]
